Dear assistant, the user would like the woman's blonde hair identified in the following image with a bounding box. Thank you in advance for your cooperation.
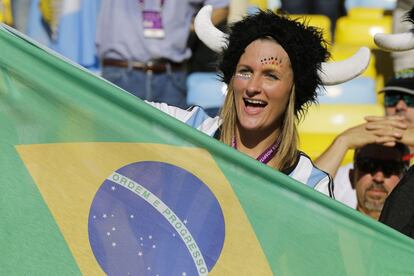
[219,84,299,171]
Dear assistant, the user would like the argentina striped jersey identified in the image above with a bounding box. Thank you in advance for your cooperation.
[148,102,333,198]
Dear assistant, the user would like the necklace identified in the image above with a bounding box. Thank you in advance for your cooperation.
[231,135,282,164]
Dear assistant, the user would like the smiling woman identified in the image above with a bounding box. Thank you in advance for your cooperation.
[225,38,294,170]
[148,6,371,197]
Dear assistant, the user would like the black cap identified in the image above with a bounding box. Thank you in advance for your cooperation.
[355,143,410,167]
[380,69,414,95]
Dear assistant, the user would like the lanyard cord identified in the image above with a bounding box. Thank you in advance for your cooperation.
[231,135,282,164]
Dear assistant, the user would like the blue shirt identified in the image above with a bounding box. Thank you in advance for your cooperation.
[96,0,229,62]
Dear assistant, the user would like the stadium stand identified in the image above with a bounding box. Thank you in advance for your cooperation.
[317,77,377,104]
[298,104,384,164]
[186,72,227,116]
[347,7,387,19]
[0,0,13,25]
[334,8,393,93]
[345,0,397,11]
[247,0,268,11]
[334,15,392,48]
[289,14,332,42]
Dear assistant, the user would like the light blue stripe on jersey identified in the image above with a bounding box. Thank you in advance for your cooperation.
[306,167,328,189]
[184,106,212,130]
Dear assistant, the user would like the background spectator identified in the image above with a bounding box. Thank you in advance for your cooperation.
[315,70,414,207]
[96,0,229,109]
[349,143,409,220]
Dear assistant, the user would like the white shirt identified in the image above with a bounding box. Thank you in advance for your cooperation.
[334,163,357,208]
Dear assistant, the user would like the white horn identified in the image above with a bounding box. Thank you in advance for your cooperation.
[374,32,414,51]
[319,47,371,85]
[194,5,228,53]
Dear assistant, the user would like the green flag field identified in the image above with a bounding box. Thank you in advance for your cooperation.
[1,24,414,275]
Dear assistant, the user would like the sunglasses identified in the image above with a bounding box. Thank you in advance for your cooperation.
[355,158,406,178]
[384,93,414,107]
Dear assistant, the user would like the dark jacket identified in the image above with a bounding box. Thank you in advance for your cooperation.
[379,165,414,238]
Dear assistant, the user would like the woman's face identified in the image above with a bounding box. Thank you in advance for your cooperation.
[232,39,294,134]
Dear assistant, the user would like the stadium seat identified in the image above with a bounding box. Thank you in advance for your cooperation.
[298,104,384,164]
[334,16,392,48]
[0,0,13,25]
[347,7,386,19]
[318,76,377,104]
[186,72,227,116]
[345,0,396,11]
[289,14,332,42]
[247,0,268,11]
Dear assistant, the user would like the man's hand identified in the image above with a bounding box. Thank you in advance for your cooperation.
[365,115,407,146]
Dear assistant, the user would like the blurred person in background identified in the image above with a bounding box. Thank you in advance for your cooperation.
[11,0,30,32]
[315,71,414,207]
[349,143,409,220]
[96,0,229,109]
[373,8,414,238]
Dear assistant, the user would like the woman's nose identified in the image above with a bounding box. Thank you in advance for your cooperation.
[246,75,262,95]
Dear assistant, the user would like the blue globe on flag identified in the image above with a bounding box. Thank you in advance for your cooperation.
[88,161,225,275]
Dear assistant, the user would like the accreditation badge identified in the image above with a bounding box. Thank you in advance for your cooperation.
[142,10,165,38]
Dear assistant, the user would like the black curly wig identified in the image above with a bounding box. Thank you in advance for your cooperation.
[219,10,330,116]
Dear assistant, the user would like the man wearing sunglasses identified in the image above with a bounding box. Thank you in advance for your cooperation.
[349,143,410,220]
[315,69,414,208]
[382,69,414,127]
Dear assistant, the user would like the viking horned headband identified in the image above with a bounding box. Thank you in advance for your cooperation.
[374,7,414,51]
[194,5,370,86]
[195,5,370,114]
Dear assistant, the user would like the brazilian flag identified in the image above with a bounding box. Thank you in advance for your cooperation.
[1,24,413,276]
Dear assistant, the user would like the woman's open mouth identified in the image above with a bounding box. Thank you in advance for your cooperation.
[243,98,267,108]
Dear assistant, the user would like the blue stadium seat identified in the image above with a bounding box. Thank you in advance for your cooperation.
[345,0,396,11]
[186,72,227,116]
[317,76,377,104]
